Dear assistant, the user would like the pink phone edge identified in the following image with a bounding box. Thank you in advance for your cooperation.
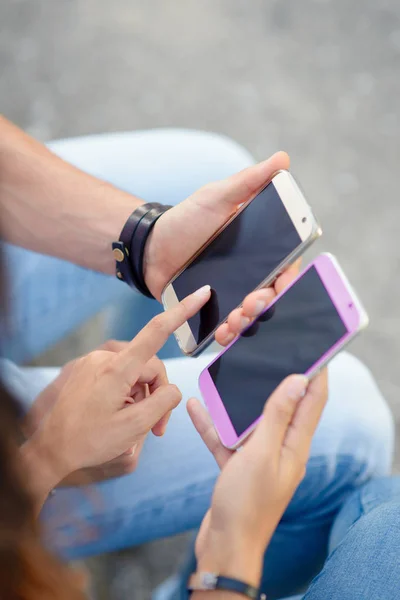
[198,253,365,449]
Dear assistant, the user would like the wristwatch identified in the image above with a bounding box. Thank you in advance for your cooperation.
[188,572,266,600]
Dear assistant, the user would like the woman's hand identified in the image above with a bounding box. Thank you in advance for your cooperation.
[25,341,133,434]
[189,371,328,586]
[21,285,211,506]
[24,341,170,485]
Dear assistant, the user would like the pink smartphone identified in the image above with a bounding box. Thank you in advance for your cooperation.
[199,253,369,449]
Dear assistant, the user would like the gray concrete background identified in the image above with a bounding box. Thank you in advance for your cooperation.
[1,0,400,597]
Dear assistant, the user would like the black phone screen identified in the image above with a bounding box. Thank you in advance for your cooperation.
[208,266,347,437]
[172,181,302,346]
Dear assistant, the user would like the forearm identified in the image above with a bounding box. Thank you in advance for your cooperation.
[0,115,143,273]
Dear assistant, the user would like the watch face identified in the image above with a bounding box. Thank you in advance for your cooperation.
[188,572,217,591]
[201,573,218,589]
[189,572,266,599]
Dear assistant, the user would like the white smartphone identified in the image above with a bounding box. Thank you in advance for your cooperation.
[162,170,321,356]
[199,254,369,449]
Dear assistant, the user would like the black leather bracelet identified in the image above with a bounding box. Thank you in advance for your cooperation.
[188,572,265,600]
[112,202,171,298]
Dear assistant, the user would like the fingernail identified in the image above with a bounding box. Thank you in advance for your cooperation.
[193,285,211,299]
[124,445,137,456]
[287,375,309,401]
[240,316,250,330]
[223,332,235,344]
[254,300,266,315]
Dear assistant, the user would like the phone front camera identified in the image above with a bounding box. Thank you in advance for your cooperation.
[348,302,354,309]
[302,217,307,223]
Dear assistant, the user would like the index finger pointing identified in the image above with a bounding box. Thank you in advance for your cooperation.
[118,285,211,380]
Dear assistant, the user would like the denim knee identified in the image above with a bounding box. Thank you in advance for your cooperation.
[329,476,400,552]
[313,352,394,481]
[306,492,400,600]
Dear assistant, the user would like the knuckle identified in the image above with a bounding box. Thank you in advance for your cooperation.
[176,302,189,323]
[168,384,182,405]
[100,339,119,352]
[88,350,107,364]
[151,355,166,375]
[73,352,103,374]
[149,314,168,336]
[96,354,120,377]
[274,398,294,424]
[74,355,89,369]
[155,356,167,375]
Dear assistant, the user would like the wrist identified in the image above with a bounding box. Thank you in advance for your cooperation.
[197,533,265,588]
[20,429,66,506]
[95,185,144,275]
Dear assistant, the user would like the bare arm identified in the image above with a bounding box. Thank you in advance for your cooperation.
[0,115,143,274]
[19,434,60,514]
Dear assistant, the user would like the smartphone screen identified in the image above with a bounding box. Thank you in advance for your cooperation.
[171,181,302,346]
[208,266,347,437]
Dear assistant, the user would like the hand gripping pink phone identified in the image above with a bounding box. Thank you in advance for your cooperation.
[199,253,369,449]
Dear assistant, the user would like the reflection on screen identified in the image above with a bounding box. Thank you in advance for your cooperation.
[172,182,301,344]
[209,266,347,437]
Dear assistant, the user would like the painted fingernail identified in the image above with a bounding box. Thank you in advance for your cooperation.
[287,375,309,401]
[254,300,266,315]
[240,316,251,329]
[223,332,235,344]
[193,285,211,298]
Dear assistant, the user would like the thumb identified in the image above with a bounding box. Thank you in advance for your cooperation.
[214,151,290,209]
[120,384,182,436]
[252,375,308,457]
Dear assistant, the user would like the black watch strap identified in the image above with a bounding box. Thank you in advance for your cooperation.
[188,572,265,600]
[216,576,263,599]
[112,202,171,298]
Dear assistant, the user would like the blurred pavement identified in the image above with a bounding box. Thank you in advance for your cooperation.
[1,0,400,597]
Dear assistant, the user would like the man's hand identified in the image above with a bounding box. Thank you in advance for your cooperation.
[143,151,299,345]
[0,118,295,332]
[214,258,301,345]
[144,151,289,299]
[0,118,295,346]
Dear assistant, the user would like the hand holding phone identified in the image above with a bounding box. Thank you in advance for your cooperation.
[199,254,368,448]
[162,169,321,355]
[145,152,290,300]
[189,371,328,583]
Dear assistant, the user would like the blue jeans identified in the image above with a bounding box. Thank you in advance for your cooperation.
[156,477,400,600]
[1,130,394,598]
[287,476,400,599]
